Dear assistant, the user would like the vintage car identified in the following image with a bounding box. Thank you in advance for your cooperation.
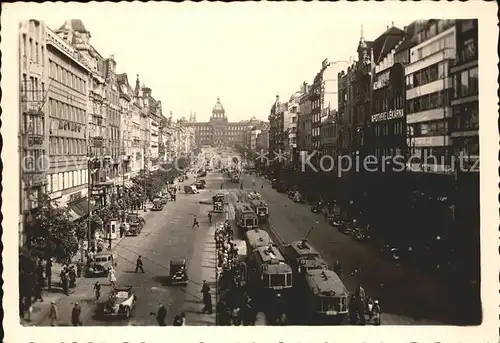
[87,252,117,277]
[101,286,137,318]
[152,198,164,211]
[193,180,205,189]
[170,259,188,285]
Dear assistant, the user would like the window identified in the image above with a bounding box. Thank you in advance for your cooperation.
[29,38,33,61]
[461,20,474,33]
[22,34,27,57]
[461,38,476,63]
[460,70,469,96]
[41,46,44,64]
[469,67,478,95]
[35,42,39,63]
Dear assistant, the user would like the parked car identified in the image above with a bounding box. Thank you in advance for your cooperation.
[87,252,117,277]
[193,181,205,189]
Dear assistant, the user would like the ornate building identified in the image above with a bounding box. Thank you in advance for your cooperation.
[187,97,259,148]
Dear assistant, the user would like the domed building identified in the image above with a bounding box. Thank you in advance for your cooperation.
[187,97,262,148]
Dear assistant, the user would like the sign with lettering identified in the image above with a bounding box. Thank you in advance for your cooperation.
[373,71,390,90]
[69,192,82,203]
[371,109,404,123]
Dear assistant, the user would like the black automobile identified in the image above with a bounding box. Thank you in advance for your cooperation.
[193,180,205,189]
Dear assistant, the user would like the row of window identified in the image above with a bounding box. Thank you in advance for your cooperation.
[196,126,246,132]
[21,75,45,102]
[411,32,455,63]
[452,67,478,99]
[453,102,479,131]
[406,89,451,114]
[49,60,87,94]
[409,119,449,138]
[312,127,321,137]
[21,33,45,66]
[321,126,337,138]
[406,61,446,90]
[48,98,86,124]
[373,94,405,114]
[49,137,87,156]
[374,121,405,137]
[47,169,89,194]
[457,38,477,65]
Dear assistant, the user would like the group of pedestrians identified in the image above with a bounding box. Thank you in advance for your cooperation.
[215,221,257,326]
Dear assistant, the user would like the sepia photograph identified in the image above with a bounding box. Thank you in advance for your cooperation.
[2,1,498,342]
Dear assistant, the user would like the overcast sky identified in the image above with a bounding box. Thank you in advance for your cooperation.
[5,2,485,122]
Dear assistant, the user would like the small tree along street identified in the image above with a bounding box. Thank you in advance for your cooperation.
[24,194,80,264]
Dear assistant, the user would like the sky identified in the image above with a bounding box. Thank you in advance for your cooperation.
[4,2,483,122]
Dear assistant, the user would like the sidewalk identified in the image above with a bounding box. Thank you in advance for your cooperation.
[21,207,155,326]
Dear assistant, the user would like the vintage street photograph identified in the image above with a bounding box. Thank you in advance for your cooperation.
[2,2,498,342]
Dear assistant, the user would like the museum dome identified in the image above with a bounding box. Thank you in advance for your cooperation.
[212,97,225,117]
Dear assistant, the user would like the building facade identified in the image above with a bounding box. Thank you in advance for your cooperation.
[187,97,253,148]
[46,26,90,209]
[405,20,456,176]
[19,20,50,246]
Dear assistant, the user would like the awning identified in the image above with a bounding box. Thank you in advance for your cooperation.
[67,197,95,218]
[67,209,81,222]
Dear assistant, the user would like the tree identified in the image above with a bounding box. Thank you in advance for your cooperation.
[25,194,80,263]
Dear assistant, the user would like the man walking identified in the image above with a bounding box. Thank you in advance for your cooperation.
[71,302,82,326]
[192,216,199,228]
[201,280,213,314]
[135,255,145,273]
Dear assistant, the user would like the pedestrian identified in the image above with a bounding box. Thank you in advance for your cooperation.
[180,312,186,326]
[69,266,77,288]
[192,217,199,228]
[62,272,70,296]
[94,281,101,301]
[49,301,58,326]
[71,302,82,326]
[76,259,83,278]
[108,267,116,288]
[135,255,145,273]
[201,280,213,314]
[208,212,212,224]
[45,259,53,290]
[34,280,44,302]
[261,184,264,191]
[156,304,167,326]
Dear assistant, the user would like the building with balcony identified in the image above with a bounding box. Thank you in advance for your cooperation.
[19,20,50,246]
[104,56,121,178]
[45,24,91,211]
[297,82,312,155]
[404,20,456,176]
[116,73,136,175]
[56,20,111,187]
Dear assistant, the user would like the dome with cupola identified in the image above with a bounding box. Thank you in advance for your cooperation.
[212,97,226,118]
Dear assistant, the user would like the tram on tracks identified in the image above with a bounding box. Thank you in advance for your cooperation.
[284,240,349,323]
[234,202,258,231]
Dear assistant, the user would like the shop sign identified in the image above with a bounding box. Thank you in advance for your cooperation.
[69,191,82,203]
[371,109,404,123]
[373,71,390,90]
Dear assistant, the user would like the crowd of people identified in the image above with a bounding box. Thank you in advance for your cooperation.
[214,220,257,326]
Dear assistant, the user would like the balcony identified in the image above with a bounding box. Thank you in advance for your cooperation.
[24,134,44,149]
[27,172,48,187]
[21,102,44,116]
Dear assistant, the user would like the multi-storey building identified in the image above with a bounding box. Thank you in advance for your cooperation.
[45,25,90,212]
[56,20,109,187]
[19,20,50,246]
[116,73,135,175]
[319,110,338,158]
[450,19,479,237]
[405,20,456,178]
[285,92,300,164]
[297,82,312,157]
[268,95,286,166]
[104,56,121,179]
[450,19,478,175]
[187,98,254,148]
